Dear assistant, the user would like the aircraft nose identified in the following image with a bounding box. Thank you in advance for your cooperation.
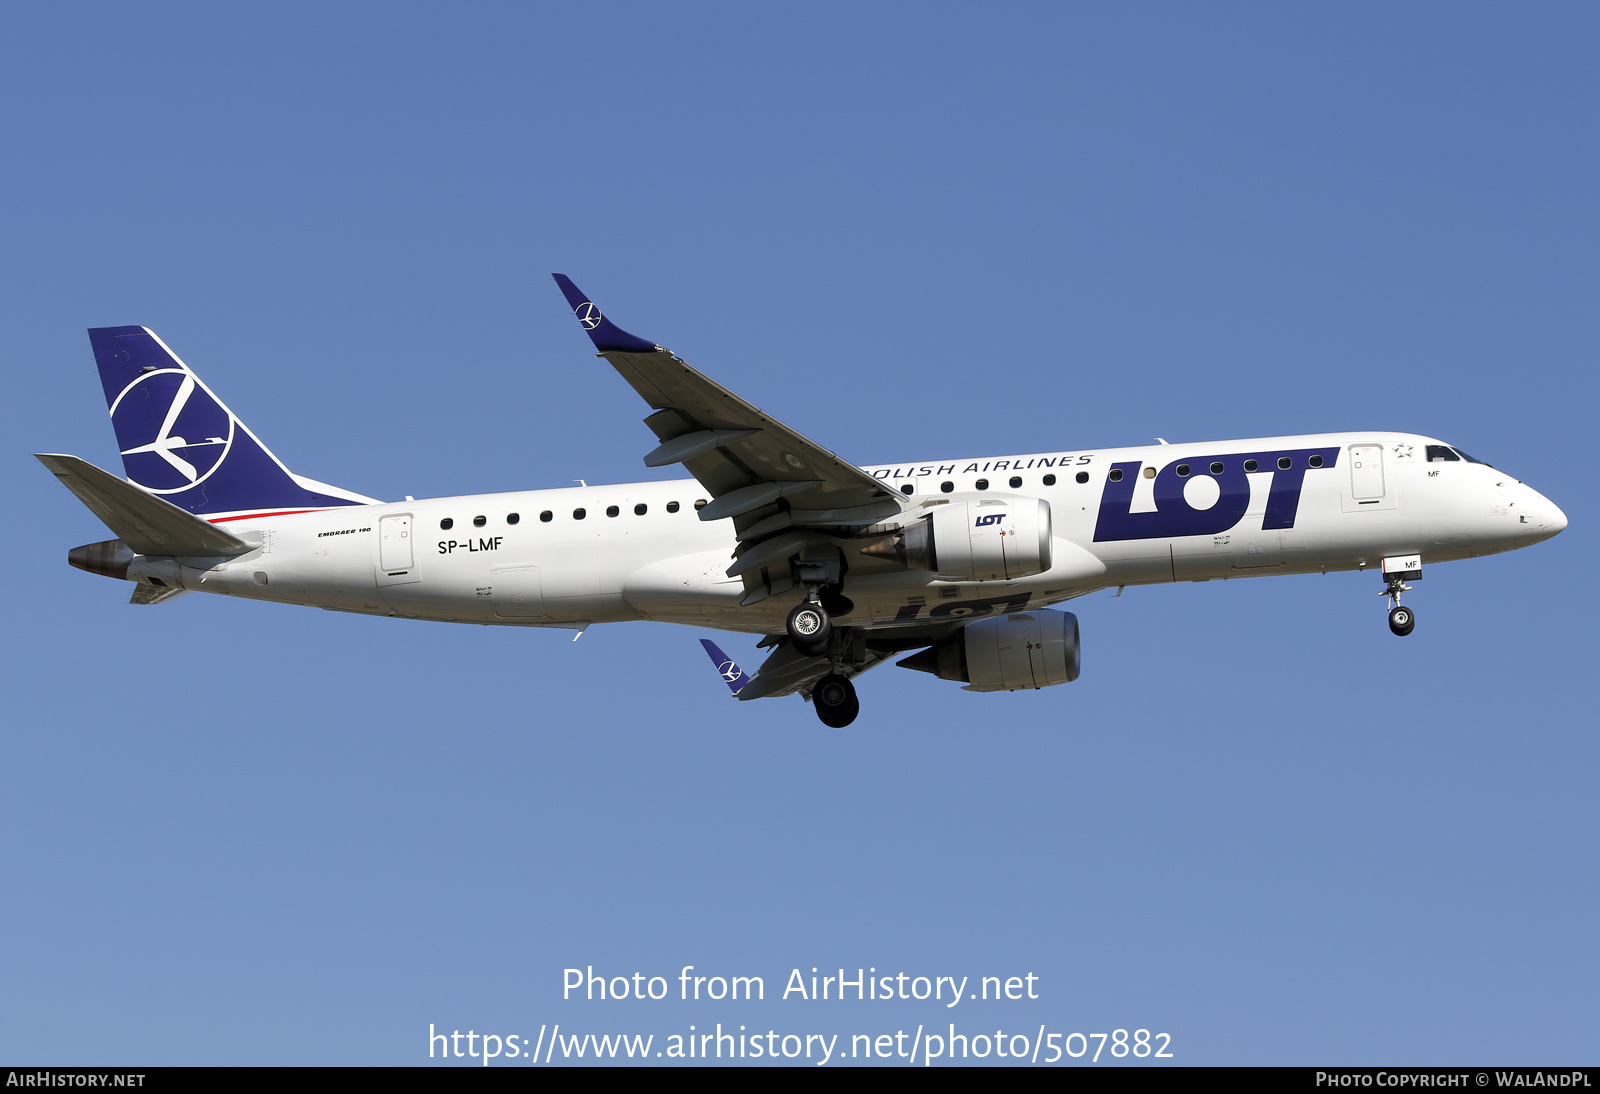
[1546,499,1568,536]
[1526,487,1567,539]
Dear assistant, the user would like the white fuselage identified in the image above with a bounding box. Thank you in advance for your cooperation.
[152,432,1566,634]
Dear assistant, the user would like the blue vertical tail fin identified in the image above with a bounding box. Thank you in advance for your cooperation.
[88,326,378,519]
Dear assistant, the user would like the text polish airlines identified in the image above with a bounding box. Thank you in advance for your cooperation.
[41,276,1567,726]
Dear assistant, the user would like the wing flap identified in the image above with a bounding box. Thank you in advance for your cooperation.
[644,428,761,467]
[130,582,189,605]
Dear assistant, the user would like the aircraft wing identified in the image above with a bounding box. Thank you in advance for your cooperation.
[554,275,910,605]
[700,635,897,702]
[734,639,898,701]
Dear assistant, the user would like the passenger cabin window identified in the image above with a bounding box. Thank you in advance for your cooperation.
[1210,462,1224,474]
[1108,469,1123,482]
[940,481,954,493]
[606,505,620,517]
[1243,459,1258,472]
[1074,472,1088,484]
[539,511,552,523]
[900,484,914,495]
[666,501,680,513]
[573,508,586,520]
[473,515,486,527]
[1176,464,1190,477]
[975,479,989,490]
[440,518,453,530]
[507,513,520,525]
[1009,476,1022,488]
[1278,457,1292,470]
[1308,455,1323,468]
[1043,474,1057,486]
[634,503,647,515]
[1427,445,1460,463]
[1142,466,1155,479]
[694,499,708,510]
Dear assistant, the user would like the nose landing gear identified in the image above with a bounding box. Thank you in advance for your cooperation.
[1383,574,1416,636]
[1387,603,1415,636]
[1378,554,1421,637]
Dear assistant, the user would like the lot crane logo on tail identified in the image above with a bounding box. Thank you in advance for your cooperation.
[110,368,237,493]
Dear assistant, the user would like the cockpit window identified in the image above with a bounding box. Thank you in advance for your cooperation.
[1451,447,1490,466]
[1425,445,1459,463]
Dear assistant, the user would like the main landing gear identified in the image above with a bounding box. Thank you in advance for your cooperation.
[785,571,854,657]
[813,673,859,728]
[786,598,831,657]
[784,570,861,725]
[1384,576,1416,637]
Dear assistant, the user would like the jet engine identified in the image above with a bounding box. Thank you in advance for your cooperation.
[862,498,1052,581]
[897,609,1080,692]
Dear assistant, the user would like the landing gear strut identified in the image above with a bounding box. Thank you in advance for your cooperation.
[813,672,858,728]
[1383,576,1416,637]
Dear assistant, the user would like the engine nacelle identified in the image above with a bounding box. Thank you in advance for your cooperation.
[898,609,1080,692]
[868,498,1053,581]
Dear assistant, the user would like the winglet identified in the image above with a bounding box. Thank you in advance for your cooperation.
[699,639,751,696]
[551,274,658,353]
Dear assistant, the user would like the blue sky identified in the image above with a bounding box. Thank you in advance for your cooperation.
[2,2,1596,1066]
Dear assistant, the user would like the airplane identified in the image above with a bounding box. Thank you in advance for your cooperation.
[40,275,1568,727]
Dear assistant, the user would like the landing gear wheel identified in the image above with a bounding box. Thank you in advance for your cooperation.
[786,602,832,657]
[813,673,859,728]
[1388,606,1415,637]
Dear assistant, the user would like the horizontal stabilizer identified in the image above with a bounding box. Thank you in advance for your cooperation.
[36,453,251,557]
[699,639,751,696]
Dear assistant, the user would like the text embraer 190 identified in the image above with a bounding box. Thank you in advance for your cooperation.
[40,276,1567,726]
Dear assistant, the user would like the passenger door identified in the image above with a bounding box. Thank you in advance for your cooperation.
[1349,444,1385,501]
[377,513,419,587]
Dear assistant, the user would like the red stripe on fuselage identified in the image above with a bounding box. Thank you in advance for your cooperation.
[207,509,329,523]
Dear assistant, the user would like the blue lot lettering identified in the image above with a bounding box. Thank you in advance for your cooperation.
[1093,448,1340,542]
[437,537,504,554]
[975,513,1006,527]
